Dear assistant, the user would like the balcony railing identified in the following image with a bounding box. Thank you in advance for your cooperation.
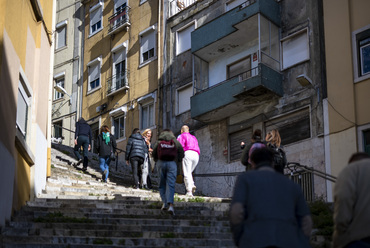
[108,6,131,34]
[169,0,198,17]
[107,71,129,95]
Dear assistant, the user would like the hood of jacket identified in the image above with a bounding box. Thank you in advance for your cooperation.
[158,131,176,141]
[130,132,144,141]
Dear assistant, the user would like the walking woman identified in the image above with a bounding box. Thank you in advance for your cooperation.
[265,129,287,174]
[125,128,148,189]
[95,125,117,183]
[142,129,153,189]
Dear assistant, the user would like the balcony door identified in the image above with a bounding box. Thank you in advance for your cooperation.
[227,56,251,80]
[114,0,127,26]
[113,47,126,91]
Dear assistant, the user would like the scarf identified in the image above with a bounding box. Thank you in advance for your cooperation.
[102,132,110,145]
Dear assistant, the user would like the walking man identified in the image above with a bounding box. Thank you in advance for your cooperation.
[177,125,200,197]
[152,129,184,215]
[230,147,312,247]
[73,117,92,171]
[333,153,370,248]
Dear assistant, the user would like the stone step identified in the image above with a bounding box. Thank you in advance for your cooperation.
[2,235,235,247]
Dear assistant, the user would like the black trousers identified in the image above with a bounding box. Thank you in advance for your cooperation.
[130,156,144,186]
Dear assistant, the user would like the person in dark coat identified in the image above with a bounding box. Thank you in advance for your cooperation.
[240,129,265,170]
[73,117,92,171]
[95,125,116,183]
[125,128,148,189]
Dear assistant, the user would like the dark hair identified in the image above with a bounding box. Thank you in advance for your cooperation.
[163,128,174,135]
[252,129,262,142]
[348,152,370,163]
[132,128,140,134]
[100,125,110,134]
[250,147,274,167]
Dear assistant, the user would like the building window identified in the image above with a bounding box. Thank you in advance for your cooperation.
[140,25,156,64]
[226,0,248,11]
[229,128,252,162]
[176,84,192,114]
[90,2,103,36]
[17,76,31,138]
[363,129,370,156]
[54,120,63,138]
[114,0,127,25]
[176,23,195,55]
[111,43,127,92]
[54,77,65,100]
[352,26,370,82]
[141,102,154,130]
[87,57,101,92]
[227,56,251,80]
[55,21,67,49]
[113,115,125,139]
[265,108,311,146]
[281,29,309,70]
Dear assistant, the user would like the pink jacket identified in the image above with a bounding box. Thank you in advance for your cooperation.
[177,132,200,155]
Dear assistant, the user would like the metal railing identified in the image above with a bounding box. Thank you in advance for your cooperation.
[169,0,198,17]
[108,6,131,33]
[106,70,129,95]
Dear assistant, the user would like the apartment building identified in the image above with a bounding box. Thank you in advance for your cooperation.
[52,0,84,147]
[0,0,55,227]
[81,0,160,153]
[323,0,370,201]
[162,0,327,199]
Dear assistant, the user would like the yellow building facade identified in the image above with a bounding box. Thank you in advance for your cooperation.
[0,0,55,227]
[323,0,370,201]
[81,0,160,152]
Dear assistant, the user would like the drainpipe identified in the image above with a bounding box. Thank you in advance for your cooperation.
[79,3,85,120]
[158,0,164,132]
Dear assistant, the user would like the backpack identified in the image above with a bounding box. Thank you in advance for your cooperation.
[248,142,266,164]
[157,139,177,161]
[269,144,287,173]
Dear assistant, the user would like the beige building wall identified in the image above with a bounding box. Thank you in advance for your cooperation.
[0,0,54,227]
[82,0,160,153]
[323,0,370,200]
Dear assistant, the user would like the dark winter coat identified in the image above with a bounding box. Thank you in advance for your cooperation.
[125,133,148,160]
[95,133,117,157]
[75,119,92,144]
[152,131,184,162]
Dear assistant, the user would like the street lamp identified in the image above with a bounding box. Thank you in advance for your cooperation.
[54,85,72,104]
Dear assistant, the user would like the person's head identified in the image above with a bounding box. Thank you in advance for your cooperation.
[265,129,281,147]
[100,125,110,134]
[78,117,85,123]
[251,129,262,142]
[142,129,152,139]
[348,152,370,163]
[132,128,140,134]
[162,128,174,135]
[250,147,274,169]
[181,125,189,134]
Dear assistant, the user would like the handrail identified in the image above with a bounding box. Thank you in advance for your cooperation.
[286,162,337,183]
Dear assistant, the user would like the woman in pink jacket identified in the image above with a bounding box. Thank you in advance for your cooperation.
[177,125,200,197]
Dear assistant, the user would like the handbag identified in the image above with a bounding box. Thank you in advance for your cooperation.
[175,162,184,184]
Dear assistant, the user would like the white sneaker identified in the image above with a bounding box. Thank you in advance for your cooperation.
[186,192,193,197]
[167,205,175,215]
[192,186,196,194]
[161,203,168,211]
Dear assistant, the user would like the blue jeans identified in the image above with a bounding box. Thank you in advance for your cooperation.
[99,156,111,181]
[158,160,177,206]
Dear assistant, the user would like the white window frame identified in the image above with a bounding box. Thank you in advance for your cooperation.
[53,72,65,100]
[109,106,127,142]
[281,28,310,70]
[176,83,193,115]
[87,56,102,94]
[138,91,157,130]
[139,25,157,66]
[17,68,33,139]
[89,1,103,37]
[111,41,128,89]
[55,20,67,50]
[357,123,370,153]
[176,21,196,55]
[352,24,370,83]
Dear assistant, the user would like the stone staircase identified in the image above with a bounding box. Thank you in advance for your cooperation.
[0,144,235,247]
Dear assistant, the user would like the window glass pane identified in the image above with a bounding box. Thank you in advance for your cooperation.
[119,116,125,138]
[363,130,370,156]
[141,30,155,63]
[360,43,370,76]
[56,26,66,49]
[16,89,28,136]
[149,103,154,127]
[54,121,63,138]
[177,24,194,55]
[228,56,251,79]
[142,106,148,129]
[282,31,309,69]
[229,128,252,162]
[178,85,192,114]
[54,78,64,100]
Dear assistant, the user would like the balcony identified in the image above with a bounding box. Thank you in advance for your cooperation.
[191,0,280,62]
[190,63,282,122]
[106,71,129,96]
[169,0,198,18]
[108,6,131,35]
